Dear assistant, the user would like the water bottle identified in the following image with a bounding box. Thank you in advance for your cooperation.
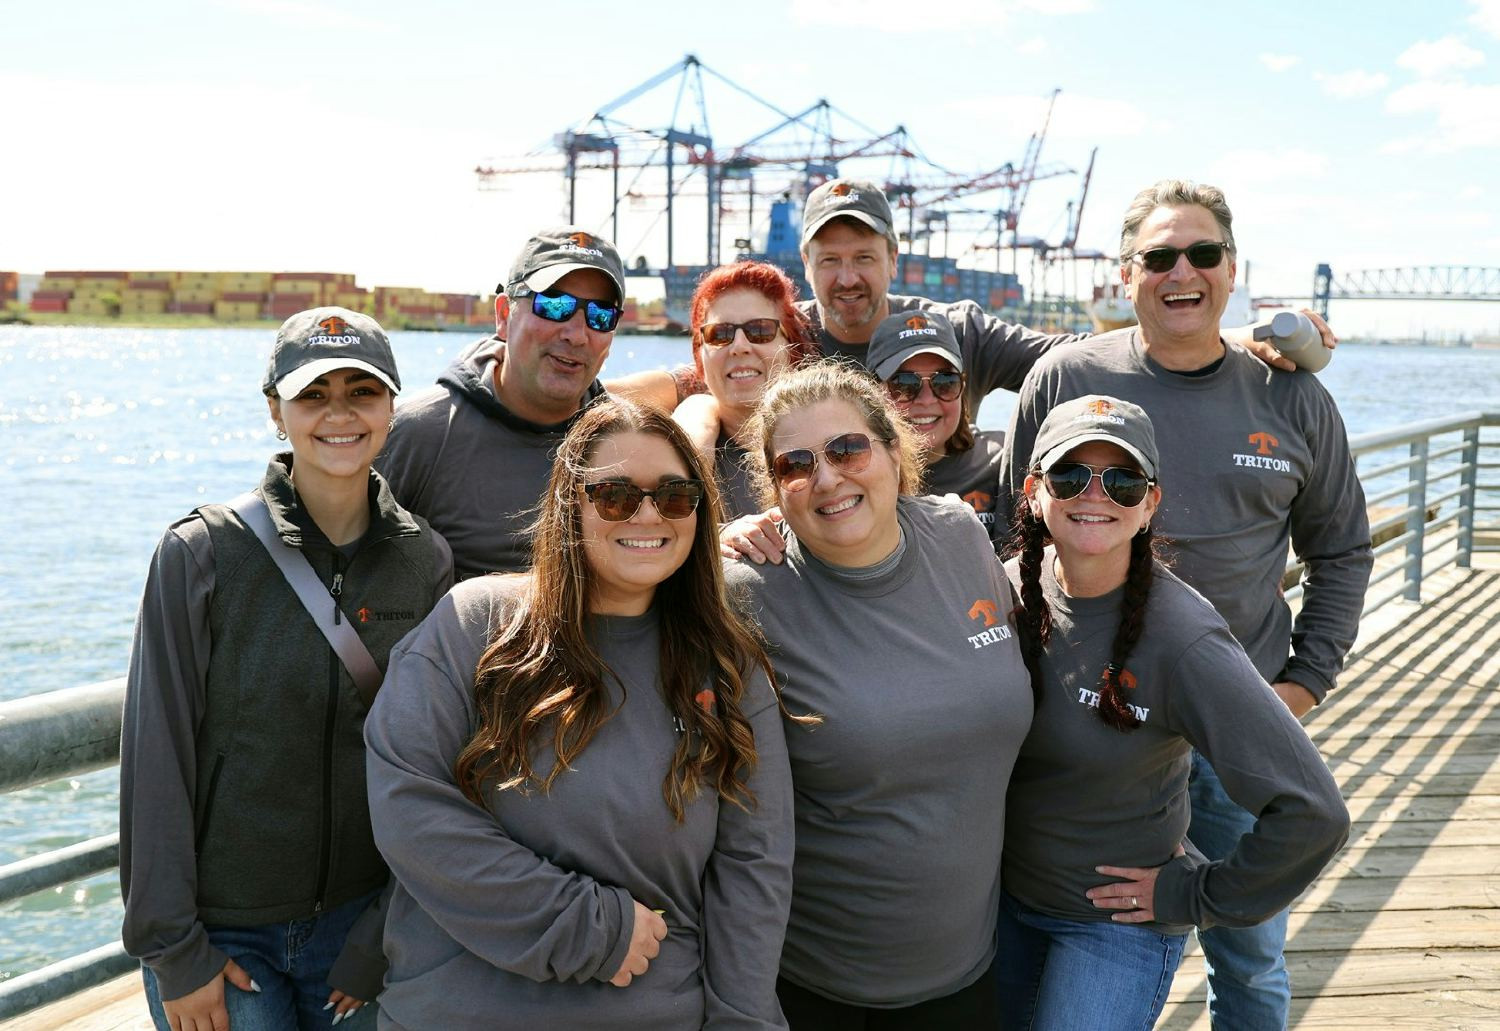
[1252,311,1331,372]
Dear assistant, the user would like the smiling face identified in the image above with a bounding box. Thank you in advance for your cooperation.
[497,267,616,424]
[771,398,902,567]
[1122,204,1236,351]
[267,367,393,487]
[887,352,962,455]
[698,288,790,422]
[578,430,698,616]
[802,220,896,342]
[1027,440,1159,567]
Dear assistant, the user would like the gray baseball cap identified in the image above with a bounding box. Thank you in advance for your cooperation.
[263,307,400,400]
[1030,394,1159,479]
[502,226,626,303]
[867,310,963,381]
[801,178,896,248]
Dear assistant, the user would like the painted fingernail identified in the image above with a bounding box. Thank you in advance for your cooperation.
[332,1013,344,1026]
[325,1001,335,1010]
[250,979,263,993]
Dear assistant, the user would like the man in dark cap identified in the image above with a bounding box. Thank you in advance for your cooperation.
[375,227,626,578]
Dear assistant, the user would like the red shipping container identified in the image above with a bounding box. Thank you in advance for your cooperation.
[30,298,68,313]
[221,291,266,302]
[129,281,172,291]
[174,301,214,314]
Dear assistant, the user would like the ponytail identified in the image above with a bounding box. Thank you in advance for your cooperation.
[1096,527,1155,731]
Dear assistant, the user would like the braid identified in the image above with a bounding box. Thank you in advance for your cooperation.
[1007,500,1051,705]
[1097,526,1156,731]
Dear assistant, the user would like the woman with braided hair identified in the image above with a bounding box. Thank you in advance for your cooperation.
[996,394,1349,1030]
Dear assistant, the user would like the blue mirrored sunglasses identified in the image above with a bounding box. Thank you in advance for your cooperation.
[528,289,623,332]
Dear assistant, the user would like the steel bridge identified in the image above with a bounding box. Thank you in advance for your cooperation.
[1313,264,1500,319]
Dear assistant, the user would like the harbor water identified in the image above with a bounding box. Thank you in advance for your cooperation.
[3,324,1498,981]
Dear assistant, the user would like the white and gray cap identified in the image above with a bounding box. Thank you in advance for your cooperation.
[1030,394,1159,479]
[867,310,963,381]
[801,178,896,249]
[263,306,400,400]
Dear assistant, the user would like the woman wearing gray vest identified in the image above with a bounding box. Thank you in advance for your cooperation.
[119,308,453,1031]
[364,398,795,1030]
[726,362,1033,1029]
[999,394,1349,1029]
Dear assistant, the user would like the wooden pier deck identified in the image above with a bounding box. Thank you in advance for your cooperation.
[7,564,1500,1031]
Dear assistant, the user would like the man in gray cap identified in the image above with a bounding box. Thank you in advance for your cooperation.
[375,226,626,579]
[1002,179,1372,1030]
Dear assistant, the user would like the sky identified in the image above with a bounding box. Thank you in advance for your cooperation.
[4,0,1499,338]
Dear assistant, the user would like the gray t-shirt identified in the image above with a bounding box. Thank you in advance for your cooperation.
[715,433,762,521]
[726,494,1033,1008]
[1002,551,1350,933]
[798,293,1081,410]
[374,341,605,580]
[925,427,1005,544]
[1002,329,1373,700]
[366,577,794,1030]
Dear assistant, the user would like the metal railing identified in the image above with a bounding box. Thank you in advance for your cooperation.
[3,410,1500,1020]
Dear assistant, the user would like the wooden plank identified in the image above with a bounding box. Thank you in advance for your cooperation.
[1157,990,1500,1030]
[1337,771,1500,798]
[1166,948,1500,999]
[1281,908,1500,951]
[1344,818,1500,848]
[0,975,149,1031]
[1293,874,1500,913]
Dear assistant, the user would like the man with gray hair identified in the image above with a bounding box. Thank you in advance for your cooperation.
[1001,179,1372,1029]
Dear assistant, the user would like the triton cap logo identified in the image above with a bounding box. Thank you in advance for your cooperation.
[1075,397,1126,427]
[568,232,593,248]
[898,313,939,340]
[1085,399,1115,416]
[318,315,349,336]
[559,231,605,258]
[307,313,361,346]
[828,182,861,203]
[906,315,927,331]
[1249,431,1279,456]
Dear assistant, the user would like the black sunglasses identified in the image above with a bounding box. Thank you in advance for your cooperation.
[1129,241,1229,275]
[1043,462,1154,508]
[527,289,623,332]
[885,370,964,403]
[772,432,885,492]
[578,480,705,521]
[700,318,781,347]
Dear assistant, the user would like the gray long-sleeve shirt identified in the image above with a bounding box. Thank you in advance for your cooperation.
[1002,552,1350,932]
[1001,330,1373,701]
[365,576,794,1030]
[800,294,1082,411]
[926,428,1006,544]
[726,494,1033,1007]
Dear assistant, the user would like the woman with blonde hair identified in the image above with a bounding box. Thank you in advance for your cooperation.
[365,397,794,1030]
[727,360,1032,1029]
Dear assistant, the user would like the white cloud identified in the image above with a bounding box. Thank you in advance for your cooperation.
[1314,69,1389,98]
[788,0,1089,26]
[216,0,393,31]
[1260,53,1300,72]
[1470,0,1500,39]
[944,92,1152,141]
[1395,36,1486,77]
[1018,36,1048,55]
[1459,185,1486,200]
[1207,148,1331,187]
[1383,79,1500,151]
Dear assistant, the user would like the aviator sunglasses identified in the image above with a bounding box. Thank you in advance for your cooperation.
[1042,462,1154,508]
[526,289,624,332]
[700,318,782,347]
[1129,241,1230,275]
[885,369,964,404]
[772,432,885,492]
[578,480,705,521]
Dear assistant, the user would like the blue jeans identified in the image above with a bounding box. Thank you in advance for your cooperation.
[1189,750,1291,1030]
[995,891,1187,1030]
[143,891,379,1031]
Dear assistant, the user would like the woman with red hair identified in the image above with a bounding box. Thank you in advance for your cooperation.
[679,261,816,519]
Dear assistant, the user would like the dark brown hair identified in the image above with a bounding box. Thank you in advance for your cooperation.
[454,398,774,819]
[1007,473,1158,730]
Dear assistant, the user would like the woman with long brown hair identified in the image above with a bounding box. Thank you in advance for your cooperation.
[998,394,1348,1028]
[364,398,794,1030]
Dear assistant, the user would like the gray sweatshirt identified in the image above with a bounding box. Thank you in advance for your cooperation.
[925,427,1006,544]
[365,576,794,1030]
[374,340,606,580]
[726,494,1033,1007]
[799,294,1082,410]
[1002,552,1350,932]
[1002,330,1373,701]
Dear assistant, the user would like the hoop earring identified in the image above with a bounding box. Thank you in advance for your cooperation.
[276,429,288,441]
[1138,521,1151,536]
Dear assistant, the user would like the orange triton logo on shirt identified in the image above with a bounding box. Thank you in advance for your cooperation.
[1077,667,1150,720]
[962,490,993,514]
[1234,430,1292,472]
[357,606,370,624]
[694,688,716,712]
[966,599,1013,650]
[318,315,349,336]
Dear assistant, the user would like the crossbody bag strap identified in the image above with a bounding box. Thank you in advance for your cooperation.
[227,492,383,707]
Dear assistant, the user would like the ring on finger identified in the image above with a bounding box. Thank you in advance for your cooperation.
[1130,895,1139,908]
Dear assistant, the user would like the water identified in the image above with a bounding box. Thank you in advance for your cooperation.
[2,325,1497,980]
